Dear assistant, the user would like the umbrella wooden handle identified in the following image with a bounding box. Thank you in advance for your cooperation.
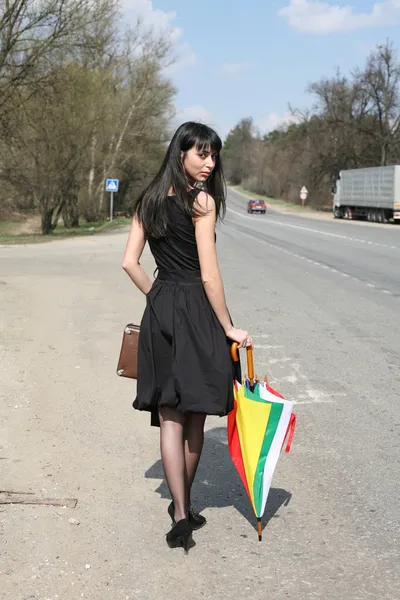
[230,343,255,384]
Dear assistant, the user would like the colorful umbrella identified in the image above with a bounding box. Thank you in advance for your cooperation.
[228,343,296,541]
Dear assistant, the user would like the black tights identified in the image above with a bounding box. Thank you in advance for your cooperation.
[158,407,206,522]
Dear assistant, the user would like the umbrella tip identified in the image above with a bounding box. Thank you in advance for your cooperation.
[257,518,262,541]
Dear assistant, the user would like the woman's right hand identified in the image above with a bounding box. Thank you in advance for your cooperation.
[225,326,253,349]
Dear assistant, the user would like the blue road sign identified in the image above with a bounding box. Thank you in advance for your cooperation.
[106,178,119,192]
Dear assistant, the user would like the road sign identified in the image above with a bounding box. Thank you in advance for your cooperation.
[106,178,119,192]
[105,178,119,222]
[300,186,308,204]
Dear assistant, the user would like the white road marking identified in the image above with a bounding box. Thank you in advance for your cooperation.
[254,344,284,350]
[226,206,400,250]
[267,357,292,364]
[294,399,335,405]
[294,389,347,405]
[243,345,348,409]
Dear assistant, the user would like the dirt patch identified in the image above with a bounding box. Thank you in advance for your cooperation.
[13,215,41,235]
[0,212,41,235]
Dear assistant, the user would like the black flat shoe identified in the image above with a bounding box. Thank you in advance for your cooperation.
[168,501,207,530]
[166,518,193,554]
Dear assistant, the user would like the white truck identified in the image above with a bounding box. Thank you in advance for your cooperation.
[332,165,400,223]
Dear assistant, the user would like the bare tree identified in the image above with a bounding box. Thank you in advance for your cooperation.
[0,0,116,115]
[357,40,400,165]
[81,24,175,221]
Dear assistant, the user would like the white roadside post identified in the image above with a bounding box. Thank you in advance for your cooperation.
[300,185,308,207]
[105,178,119,222]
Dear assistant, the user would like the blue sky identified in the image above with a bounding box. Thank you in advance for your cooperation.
[128,1,400,139]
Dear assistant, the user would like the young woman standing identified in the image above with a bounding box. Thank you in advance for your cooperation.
[122,122,252,553]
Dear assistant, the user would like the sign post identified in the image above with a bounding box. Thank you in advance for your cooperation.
[300,185,308,207]
[105,178,119,222]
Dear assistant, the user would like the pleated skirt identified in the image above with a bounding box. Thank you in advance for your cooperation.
[132,269,241,427]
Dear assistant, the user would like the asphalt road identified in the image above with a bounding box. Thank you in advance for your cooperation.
[228,188,400,298]
[1,191,399,600]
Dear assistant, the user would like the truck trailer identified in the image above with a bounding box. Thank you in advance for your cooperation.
[332,165,400,223]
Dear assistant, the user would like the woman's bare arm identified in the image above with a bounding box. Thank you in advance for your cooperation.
[194,191,251,347]
[122,215,153,295]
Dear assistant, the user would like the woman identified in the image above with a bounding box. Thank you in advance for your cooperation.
[122,121,252,553]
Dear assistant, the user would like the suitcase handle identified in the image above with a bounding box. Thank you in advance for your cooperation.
[231,342,255,386]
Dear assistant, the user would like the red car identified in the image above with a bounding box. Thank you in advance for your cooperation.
[247,199,267,214]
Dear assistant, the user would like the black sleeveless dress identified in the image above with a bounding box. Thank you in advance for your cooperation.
[133,188,241,427]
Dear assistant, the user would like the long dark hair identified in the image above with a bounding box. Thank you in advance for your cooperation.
[133,121,226,238]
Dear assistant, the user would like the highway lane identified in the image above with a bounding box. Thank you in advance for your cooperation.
[229,187,400,242]
[226,188,400,299]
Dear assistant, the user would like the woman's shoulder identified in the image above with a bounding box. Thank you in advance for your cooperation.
[192,189,216,212]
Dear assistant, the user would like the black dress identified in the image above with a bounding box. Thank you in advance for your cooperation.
[133,188,241,427]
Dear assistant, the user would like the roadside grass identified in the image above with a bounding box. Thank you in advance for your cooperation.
[0,216,131,245]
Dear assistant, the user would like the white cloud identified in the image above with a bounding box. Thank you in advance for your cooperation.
[256,112,301,134]
[165,43,197,75]
[124,0,181,39]
[220,61,255,75]
[175,105,213,124]
[279,0,400,34]
[172,109,300,142]
[123,1,197,72]
[172,106,231,139]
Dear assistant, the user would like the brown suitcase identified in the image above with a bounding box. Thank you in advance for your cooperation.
[117,324,140,379]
